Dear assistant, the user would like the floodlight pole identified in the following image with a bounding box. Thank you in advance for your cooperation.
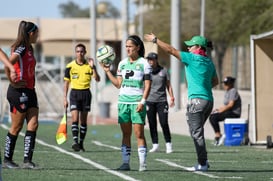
[170,0,181,110]
[121,0,129,59]
[97,2,108,96]
[90,0,97,125]
[200,0,205,36]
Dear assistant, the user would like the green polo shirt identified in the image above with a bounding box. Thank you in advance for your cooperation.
[180,51,217,101]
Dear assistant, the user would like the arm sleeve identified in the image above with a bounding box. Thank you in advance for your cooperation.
[143,60,152,80]
[64,67,71,81]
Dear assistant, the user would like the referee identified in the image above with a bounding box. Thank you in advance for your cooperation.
[64,43,100,152]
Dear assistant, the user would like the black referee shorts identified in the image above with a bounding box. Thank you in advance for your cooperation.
[69,89,92,112]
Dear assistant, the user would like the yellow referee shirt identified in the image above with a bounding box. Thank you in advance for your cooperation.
[64,60,94,89]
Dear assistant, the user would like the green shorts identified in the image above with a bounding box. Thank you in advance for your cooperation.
[118,103,146,124]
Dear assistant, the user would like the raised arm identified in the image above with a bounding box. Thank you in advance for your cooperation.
[88,58,100,82]
[144,33,181,60]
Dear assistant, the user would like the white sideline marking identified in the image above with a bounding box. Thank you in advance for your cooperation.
[0,124,139,181]
[88,141,244,180]
[92,141,120,150]
[156,159,243,179]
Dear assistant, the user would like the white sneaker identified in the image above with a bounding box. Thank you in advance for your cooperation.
[187,161,209,172]
[213,134,225,146]
[166,142,173,153]
[218,134,225,146]
[149,144,159,153]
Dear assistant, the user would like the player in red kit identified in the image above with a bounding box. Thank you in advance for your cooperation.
[3,21,39,169]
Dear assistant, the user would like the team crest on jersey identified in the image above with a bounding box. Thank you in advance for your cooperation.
[72,74,79,79]
[135,64,141,70]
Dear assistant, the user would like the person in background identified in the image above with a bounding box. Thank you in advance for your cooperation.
[0,48,17,179]
[209,76,241,146]
[145,52,175,154]
[64,43,100,152]
[145,33,218,172]
[3,20,39,169]
[100,35,152,172]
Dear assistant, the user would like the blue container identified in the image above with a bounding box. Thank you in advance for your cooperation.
[224,118,248,146]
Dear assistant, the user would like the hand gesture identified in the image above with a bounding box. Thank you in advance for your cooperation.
[88,58,95,67]
[144,33,156,42]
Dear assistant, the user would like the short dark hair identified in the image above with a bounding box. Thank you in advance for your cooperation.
[75,43,86,52]
[222,76,236,85]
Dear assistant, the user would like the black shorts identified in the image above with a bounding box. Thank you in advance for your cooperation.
[69,89,92,112]
[7,85,39,113]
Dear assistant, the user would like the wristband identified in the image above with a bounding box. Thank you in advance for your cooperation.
[140,98,146,105]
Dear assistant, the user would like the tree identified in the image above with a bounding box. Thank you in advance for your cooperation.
[141,0,273,85]
[205,0,273,82]
[58,1,89,17]
[141,0,200,67]
[58,1,120,18]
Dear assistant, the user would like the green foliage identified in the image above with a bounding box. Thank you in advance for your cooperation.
[58,1,120,18]
[58,1,89,18]
[206,0,273,45]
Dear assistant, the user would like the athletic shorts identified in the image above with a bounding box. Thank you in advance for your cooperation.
[7,85,39,113]
[69,89,91,112]
[118,103,146,124]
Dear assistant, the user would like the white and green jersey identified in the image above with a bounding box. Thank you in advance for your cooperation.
[117,57,151,104]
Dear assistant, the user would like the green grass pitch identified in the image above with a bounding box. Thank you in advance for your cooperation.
[1,123,272,181]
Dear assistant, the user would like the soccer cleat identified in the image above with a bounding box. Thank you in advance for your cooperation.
[149,144,159,153]
[139,163,147,172]
[22,161,37,169]
[117,163,130,171]
[2,160,20,169]
[166,142,173,153]
[79,144,85,152]
[72,143,80,152]
[187,161,210,172]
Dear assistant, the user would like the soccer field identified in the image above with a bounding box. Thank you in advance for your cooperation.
[1,123,273,181]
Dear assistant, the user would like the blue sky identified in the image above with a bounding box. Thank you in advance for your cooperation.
[0,0,135,19]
